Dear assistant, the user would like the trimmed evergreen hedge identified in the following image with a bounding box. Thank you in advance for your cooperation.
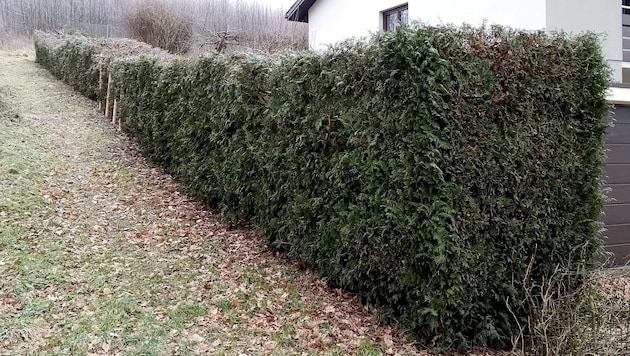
[34,31,170,99]
[34,26,610,348]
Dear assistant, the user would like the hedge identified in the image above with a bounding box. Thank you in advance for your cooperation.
[34,26,610,349]
[34,31,170,99]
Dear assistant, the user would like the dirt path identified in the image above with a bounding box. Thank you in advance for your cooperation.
[0,51,424,355]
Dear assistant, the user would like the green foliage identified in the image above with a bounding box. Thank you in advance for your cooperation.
[33,25,610,349]
[34,32,97,98]
[34,31,170,100]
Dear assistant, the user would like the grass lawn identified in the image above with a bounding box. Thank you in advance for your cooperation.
[0,50,422,355]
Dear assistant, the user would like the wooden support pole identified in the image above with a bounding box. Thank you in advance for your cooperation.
[112,98,118,126]
[118,95,123,132]
[98,69,103,111]
[105,73,112,118]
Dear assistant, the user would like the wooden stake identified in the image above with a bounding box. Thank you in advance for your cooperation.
[112,98,118,125]
[105,73,112,118]
[98,69,103,111]
[118,95,123,132]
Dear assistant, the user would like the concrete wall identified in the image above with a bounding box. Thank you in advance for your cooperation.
[547,0,622,83]
[308,0,546,50]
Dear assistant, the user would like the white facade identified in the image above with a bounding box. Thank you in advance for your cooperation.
[547,0,622,82]
[293,0,625,83]
[307,0,547,50]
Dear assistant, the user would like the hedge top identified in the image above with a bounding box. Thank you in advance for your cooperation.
[34,30,172,60]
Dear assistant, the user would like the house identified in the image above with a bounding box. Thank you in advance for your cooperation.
[547,0,623,84]
[286,0,630,265]
[286,1,545,50]
[286,0,623,83]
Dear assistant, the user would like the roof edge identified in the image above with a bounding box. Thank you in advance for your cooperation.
[285,0,317,23]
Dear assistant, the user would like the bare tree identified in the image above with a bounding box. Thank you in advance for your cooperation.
[0,0,308,51]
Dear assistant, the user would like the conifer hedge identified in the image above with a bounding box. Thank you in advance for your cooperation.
[34,26,610,348]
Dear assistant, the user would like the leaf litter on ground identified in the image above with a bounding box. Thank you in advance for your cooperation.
[0,49,429,355]
[0,48,626,356]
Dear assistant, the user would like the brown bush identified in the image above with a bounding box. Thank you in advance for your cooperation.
[123,0,193,54]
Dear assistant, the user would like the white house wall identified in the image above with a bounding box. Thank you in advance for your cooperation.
[546,0,622,83]
[308,0,546,50]
[308,0,403,50]
[412,0,546,30]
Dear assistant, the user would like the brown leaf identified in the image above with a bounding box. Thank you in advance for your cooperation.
[135,230,148,238]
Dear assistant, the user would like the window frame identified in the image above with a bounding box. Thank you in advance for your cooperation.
[382,3,409,32]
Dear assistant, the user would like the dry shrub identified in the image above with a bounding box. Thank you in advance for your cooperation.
[123,0,193,53]
[190,0,308,53]
[0,17,14,48]
[511,254,630,355]
[0,23,33,51]
[239,28,308,52]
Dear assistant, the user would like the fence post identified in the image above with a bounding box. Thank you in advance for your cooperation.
[117,96,123,132]
[105,73,113,119]
[98,69,103,111]
[112,98,118,125]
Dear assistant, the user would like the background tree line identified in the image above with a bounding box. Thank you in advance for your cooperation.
[0,0,308,52]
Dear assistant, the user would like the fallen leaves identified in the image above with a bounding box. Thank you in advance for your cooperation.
[598,270,630,301]
[134,229,148,238]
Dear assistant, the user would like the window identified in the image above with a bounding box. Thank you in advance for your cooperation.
[383,4,409,31]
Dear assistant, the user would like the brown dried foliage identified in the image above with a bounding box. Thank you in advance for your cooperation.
[123,0,193,54]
